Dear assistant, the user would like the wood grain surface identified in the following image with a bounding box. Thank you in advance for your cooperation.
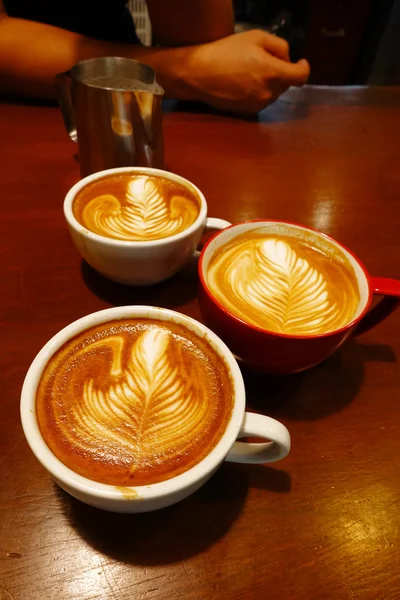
[1,86,400,600]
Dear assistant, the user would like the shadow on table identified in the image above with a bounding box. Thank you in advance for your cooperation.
[258,96,309,124]
[59,462,290,565]
[162,96,309,124]
[81,256,199,310]
[242,339,396,421]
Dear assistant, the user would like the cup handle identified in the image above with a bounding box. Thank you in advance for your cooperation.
[225,413,291,464]
[354,277,400,336]
[55,71,78,143]
[204,217,231,233]
[193,218,231,259]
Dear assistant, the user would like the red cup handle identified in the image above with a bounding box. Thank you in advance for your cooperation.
[355,277,400,336]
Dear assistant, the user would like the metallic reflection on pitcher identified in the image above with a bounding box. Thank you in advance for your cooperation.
[56,57,164,177]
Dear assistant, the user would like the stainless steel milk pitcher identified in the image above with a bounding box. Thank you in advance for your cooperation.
[56,57,164,176]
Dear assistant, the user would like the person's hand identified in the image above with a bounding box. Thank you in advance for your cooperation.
[184,29,310,113]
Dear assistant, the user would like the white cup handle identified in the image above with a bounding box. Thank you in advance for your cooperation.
[204,217,231,232]
[225,413,291,464]
[193,217,231,259]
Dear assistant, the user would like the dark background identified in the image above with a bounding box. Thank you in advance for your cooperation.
[232,0,400,85]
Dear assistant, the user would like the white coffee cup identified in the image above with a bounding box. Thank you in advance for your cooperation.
[20,306,291,513]
[64,167,230,285]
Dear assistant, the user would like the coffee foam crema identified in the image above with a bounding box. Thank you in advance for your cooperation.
[207,232,360,336]
[72,174,200,241]
[36,319,233,486]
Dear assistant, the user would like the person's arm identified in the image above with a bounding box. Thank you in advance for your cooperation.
[0,0,194,99]
[0,1,309,112]
[146,0,234,45]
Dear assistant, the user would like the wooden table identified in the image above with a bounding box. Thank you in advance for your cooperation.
[1,87,400,600]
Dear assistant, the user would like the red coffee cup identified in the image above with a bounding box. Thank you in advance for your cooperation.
[198,220,400,374]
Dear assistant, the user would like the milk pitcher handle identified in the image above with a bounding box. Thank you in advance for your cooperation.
[55,72,77,143]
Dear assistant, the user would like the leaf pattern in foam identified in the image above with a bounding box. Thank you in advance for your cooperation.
[227,238,340,335]
[71,329,209,461]
[82,177,193,240]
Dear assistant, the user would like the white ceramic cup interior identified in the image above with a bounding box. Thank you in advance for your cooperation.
[20,306,291,513]
[64,167,230,286]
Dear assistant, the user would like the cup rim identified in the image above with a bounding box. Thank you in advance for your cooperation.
[20,306,245,503]
[199,219,373,340]
[63,167,207,248]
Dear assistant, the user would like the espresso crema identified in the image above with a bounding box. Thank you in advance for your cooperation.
[36,319,233,486]
[73,174,200,241]
[207,232,360,336]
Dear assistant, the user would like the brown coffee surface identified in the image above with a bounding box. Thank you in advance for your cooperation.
[72,174,200,241]
[207,231,360,335]
[36,319,233,486]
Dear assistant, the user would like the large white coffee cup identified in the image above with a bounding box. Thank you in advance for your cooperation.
[20,306,291,513]
[64,167,230,285]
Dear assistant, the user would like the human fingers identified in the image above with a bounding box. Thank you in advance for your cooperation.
[268,56,310,86]
[252,30,290,61]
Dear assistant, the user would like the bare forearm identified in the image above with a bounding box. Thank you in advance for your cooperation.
[0,12,310,113]
[0,16,195,99]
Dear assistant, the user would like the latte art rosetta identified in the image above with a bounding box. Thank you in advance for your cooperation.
[74,329,209,462]
[73,175,200,241]
[36,319,232,486]
[207,235,360,335]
